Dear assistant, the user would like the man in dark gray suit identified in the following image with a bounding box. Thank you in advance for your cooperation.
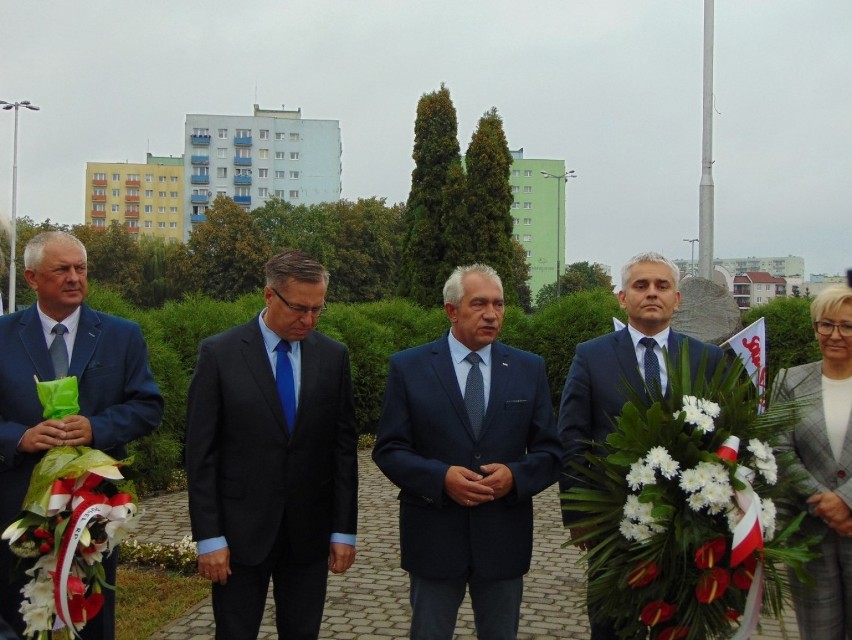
[185,249,358,640]
[558,251,725,640]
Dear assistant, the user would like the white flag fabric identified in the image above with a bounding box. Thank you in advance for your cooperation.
[722,318,767,412]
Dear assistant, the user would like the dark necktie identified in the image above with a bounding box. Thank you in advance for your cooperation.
[275,340,296,431]
[639,336,662,400]
[50,323,69,379]
[464,352,485,437]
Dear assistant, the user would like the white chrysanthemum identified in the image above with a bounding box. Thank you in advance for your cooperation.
[658,457,680,480]
[623,495,643,520]
[646,446,671,468]
[698,398,721,418]
[694,414,716,433]
[687,493,706,512]
[747,438,772,460]
[626,461,648,490]
[679,469,703,493]
[702,482,734,507]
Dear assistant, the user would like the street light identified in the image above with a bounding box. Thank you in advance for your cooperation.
[683,238,699,277]
[541,169,576,298]
[1,99,40,314]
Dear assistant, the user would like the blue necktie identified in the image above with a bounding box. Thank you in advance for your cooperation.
[275,340,296,431]
[49,323,69,379]
[640,337,662,400]
[464,352,485,437]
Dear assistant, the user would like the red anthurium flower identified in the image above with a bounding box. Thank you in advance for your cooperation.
[657,626,689,640]
[694,537,727,569]
[725,609,742,621]
[696,567,731,604]
[628,560,660,588]
[68,591,104,625]
[640,600,677,627]
[732,554,758,590]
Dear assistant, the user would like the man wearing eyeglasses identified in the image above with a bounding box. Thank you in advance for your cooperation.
[185,248,358,640]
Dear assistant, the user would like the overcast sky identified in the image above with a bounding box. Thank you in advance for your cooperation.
[2,1,850,278]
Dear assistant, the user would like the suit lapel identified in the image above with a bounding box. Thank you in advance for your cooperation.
[18,305,54,382]
[239,319,289,436]
[431,337,475,440]
[295,332,322,436]
[481,342,511,438]
[613,328,645,399]
[69,306,102,378]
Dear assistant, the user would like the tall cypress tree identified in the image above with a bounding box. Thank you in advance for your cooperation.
[399,84,460,306]
[463,107,517,303]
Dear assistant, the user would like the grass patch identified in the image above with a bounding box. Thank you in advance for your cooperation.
[116,566,209,640]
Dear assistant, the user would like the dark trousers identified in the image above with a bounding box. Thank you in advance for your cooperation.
[211,515,329,640]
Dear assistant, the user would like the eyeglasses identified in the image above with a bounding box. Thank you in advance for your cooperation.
[270,287,327,316]
[815,320,852,337]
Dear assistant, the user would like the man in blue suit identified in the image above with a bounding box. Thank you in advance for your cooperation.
[558,251,725,639]
[373,264,561,639]
[0,231,163,640]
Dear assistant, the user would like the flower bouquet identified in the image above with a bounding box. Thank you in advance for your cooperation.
[2,376,140,639]
[563,349,819,640]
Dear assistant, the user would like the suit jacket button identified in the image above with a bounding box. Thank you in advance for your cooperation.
[473,452,482,460]
[839,470,847,479]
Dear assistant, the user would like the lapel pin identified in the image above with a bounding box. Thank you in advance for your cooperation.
[502,362,508,367]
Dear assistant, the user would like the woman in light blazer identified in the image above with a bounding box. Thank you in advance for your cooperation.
[775,285,852,640]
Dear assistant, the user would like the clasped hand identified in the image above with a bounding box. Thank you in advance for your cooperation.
[444,463,514,507]
[18,415,94,453]
[809,491,852,536]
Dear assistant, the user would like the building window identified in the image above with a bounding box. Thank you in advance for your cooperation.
[511,186,519,193]
[193,128,210,136]
[92,218,105,227]
[290,133,300,142]
[145,174,153,182]
[524,170,532,177]
[126,204,139,213]
[93,204,105,212]
[523,218,532,225]
[144,221,153,228]
[144,205,152,213]
[258,187,269,197]
[523,186,532,193]
[236,148,251,158]
[158,222,166,228]
[236,128,251,138]
[217,167,227,178]
[259,129,269,140]
[290,152,300,160]
[275,170,286,179]
[126,219,139,228]
[112,189,120,197]
[158,207,166,213]
[217,148,227,158]
[259,149,269,159]
[513,234,520,241]
[159,176,167,182]
[523,234,532,242]
[169,206,177,213]
[275,151,285,160]
[275,190,285,197]
[217,190,227,197]
[235,186,250,197]
[112,173,120,181]
[525,250,532,258]
[235,168,250,177]
[218,129,228,139]
[127,173,139,181]
[513,217,519,225]
[145,189,153,198]
[289,171,300,179]
[511,202,520,209]
[170,222,177,229]
[94,188,106,196]
[275,132,286,140]
[94,172,106,181]
[523,202,532,209]
[159,191,167,197]
[258,168,268,178]
[111,204,120,212]
[512,170,520,177]
[169,191,178,198]
[171,176,178,183]
[289,190,299,199]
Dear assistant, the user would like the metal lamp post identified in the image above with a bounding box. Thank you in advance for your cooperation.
[683,238,699,277]
[541,169,576,298]
[1,99,40,314]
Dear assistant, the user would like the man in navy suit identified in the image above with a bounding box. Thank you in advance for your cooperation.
[558,251,725,639]
[185,249,358,640]
[0,231,164,639]
[373,264,561,639]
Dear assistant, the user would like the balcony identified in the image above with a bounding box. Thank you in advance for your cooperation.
[233,156,252,167]
[191,155,209,165]
[190,194,209,204]
[92,194,107,202]
[191,175,210,185]
[191,214,208,223]
[233,195,251,205]
[90,210,106,218]
[125,210,139,218]
[92,178,107,186]
[125,195,140,202]
[233,136,253,147]
[125,179,140,187]
[234,175,252,185]
[190,134,211,145]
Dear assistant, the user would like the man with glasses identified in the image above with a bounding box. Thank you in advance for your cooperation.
[185,249,358,640]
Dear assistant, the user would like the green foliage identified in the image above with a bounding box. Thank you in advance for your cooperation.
[535,261,614,309]
[120,536,198,574]
[73,222,144,305]
[527,289,625,405]
[742,296,820,389]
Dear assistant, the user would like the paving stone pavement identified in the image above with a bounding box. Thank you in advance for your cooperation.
[132,450,801,639]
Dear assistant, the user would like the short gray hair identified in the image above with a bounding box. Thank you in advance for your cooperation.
[264,248,329,288]
[810,285,852,323]
[443,264,502,306]
[621,251,680,289]
[24,232,87,270]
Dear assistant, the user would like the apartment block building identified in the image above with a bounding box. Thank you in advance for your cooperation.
[732,272,788,310]
[184,104,342,241]
[84,154,185,241]
[673,255,805,279]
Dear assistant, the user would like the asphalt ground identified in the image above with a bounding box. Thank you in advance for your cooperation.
[134,450,801,639]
